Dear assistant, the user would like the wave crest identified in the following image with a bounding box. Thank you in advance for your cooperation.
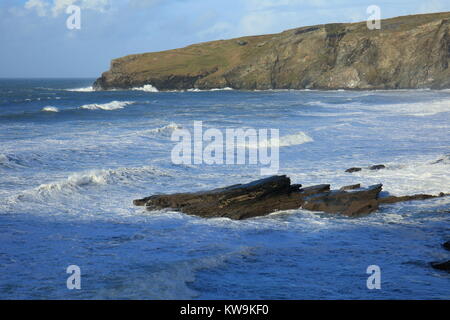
[80,101,135,110]
[66,86,94,92]
[147,122,182,134]
[36,165,170,194]
[132,84,159,92]
[41,106,59,112]
[242,131,313,149]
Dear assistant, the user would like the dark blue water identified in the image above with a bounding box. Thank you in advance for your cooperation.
[0,79,449,299]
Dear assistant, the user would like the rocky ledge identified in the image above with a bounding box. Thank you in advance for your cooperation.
[133,175,448,220]
[94,12,450,91]
[430,241,450,272]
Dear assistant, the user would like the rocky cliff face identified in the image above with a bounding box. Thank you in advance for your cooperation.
[94,12,450,91]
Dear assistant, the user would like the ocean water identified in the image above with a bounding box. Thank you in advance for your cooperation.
[0,78,449,299]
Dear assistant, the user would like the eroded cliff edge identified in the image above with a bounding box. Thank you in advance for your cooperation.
[94,12,450,91]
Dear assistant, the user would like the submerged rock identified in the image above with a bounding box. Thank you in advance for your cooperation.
[369,164,386,170]
[431,260,450,272]
[346,164,386,173]
[443,241,450,251]
[345,167,362,173]
[134,175,448,220]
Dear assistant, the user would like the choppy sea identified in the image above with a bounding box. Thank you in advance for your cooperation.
[0,78,449,299]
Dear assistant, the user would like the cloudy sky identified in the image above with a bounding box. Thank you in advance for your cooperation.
[1,0,449,78]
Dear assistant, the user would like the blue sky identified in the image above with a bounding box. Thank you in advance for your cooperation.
[1,0,449,78]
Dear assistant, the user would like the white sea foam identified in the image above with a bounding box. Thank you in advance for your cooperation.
[304,101,330,107]
[7,165,172,203]
[248,131,313,149]
[147,122,182,134]
[41,106,59,112]
[127,122,183,139]
[278,131,314,147]
[132,84,159,92]
[304,97,450,117]
[337,155,450,197]
[187,87,233,92]
[348,98,450,117]
[66,86,94,92]
[50,166,167,188]
[79,101,135,110]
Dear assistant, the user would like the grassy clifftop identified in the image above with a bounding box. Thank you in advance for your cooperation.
[94,12,450,90]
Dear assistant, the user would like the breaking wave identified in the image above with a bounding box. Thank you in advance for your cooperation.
[244,131,313,149]
[147,122,182,134]
[66,86,94,92]
[38,166,169,193]
[278,131,314,147]
[41,106,59,112]
[3,166,172,205]
[79,101,135,110]
[128,122,183,139]
[132,84,159,92]
[187,87,233,92]
[388,99,450,117]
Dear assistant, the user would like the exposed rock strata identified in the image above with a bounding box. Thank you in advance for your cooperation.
[133,175,448,220]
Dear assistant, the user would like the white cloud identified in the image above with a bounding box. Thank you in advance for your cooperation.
[24,0,110,17]
[51,0,77,16]
[24,0,49,17]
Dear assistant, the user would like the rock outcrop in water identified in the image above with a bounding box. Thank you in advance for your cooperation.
[345,164,386,173]
[133,175,448,220]
[431,260,450,271]
[444,241,450,251]
[94,12,450,91]
[430,241,450,272]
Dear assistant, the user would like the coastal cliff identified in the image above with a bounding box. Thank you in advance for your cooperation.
[94,12,450,91]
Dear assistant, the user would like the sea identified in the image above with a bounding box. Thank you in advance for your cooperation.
[0,78,449,299]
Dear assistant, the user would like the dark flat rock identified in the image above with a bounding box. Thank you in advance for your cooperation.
[134,175,303,220]
[378,194,441,204]
[340,183,361,191]
[302,184,382,217]
[298,184,330,196]
[134,175,448,220]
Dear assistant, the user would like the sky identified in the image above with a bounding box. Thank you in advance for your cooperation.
[1,0,449,78]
